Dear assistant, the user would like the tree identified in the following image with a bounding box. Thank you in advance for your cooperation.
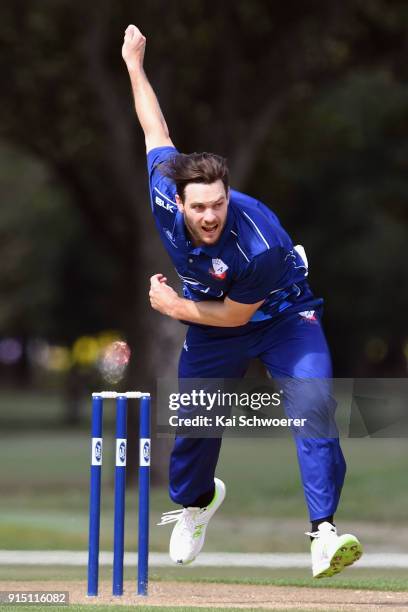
[0,0,407,483]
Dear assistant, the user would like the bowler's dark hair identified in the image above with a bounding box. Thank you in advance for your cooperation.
[159,152,229,201]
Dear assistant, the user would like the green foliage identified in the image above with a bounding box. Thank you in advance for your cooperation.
[252,69,408,373]
[0,144,118,341]
[0,144,70,336]
[0,0,407,373]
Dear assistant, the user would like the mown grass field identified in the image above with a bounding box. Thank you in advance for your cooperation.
[0,389,406,601]
[0,608,323,612]
[2,565,408,591]
[0,423,406,552]
[1,433,407,547]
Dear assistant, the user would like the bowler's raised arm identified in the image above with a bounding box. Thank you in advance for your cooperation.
[122,25,174,152]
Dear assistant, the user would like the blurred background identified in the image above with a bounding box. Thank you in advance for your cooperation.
[0,0,407,580]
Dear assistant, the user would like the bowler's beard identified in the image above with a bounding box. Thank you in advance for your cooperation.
[184,216,225,247]
[183,216,203,246]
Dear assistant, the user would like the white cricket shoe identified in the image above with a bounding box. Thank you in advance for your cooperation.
[157,478,226,565]
[306,521,363,578]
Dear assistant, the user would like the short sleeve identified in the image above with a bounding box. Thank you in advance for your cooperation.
[228,248,287,304]
[146,146,179,215]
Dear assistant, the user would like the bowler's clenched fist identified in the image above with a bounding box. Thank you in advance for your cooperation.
[122,25,146,70]
[149,274,179,317]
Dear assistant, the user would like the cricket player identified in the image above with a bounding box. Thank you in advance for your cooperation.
[122,25,362,578]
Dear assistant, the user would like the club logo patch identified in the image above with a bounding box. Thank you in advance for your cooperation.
[95,441,102,462]
[209,258,228,280]
[116,438,127,466]
[140,438,151,466]
[143,441,150,462]
[119,441,126,462]
[163,228,178,248]
[299,310,317,322]
[91,438,103,466]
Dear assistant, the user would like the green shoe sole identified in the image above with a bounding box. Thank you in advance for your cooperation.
[315,535,363,579]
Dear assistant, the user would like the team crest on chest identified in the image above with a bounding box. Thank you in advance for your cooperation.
[299,310,317,322]
[209,258,229,280]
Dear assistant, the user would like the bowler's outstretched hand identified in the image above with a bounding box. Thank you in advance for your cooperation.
[122,25,146,71]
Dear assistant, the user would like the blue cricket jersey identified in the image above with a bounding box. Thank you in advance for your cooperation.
[147,146,322,324]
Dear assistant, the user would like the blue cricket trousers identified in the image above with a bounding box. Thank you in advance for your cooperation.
[169,311,346,521]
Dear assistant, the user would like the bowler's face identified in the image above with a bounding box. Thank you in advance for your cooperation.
[176,180,229,246]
